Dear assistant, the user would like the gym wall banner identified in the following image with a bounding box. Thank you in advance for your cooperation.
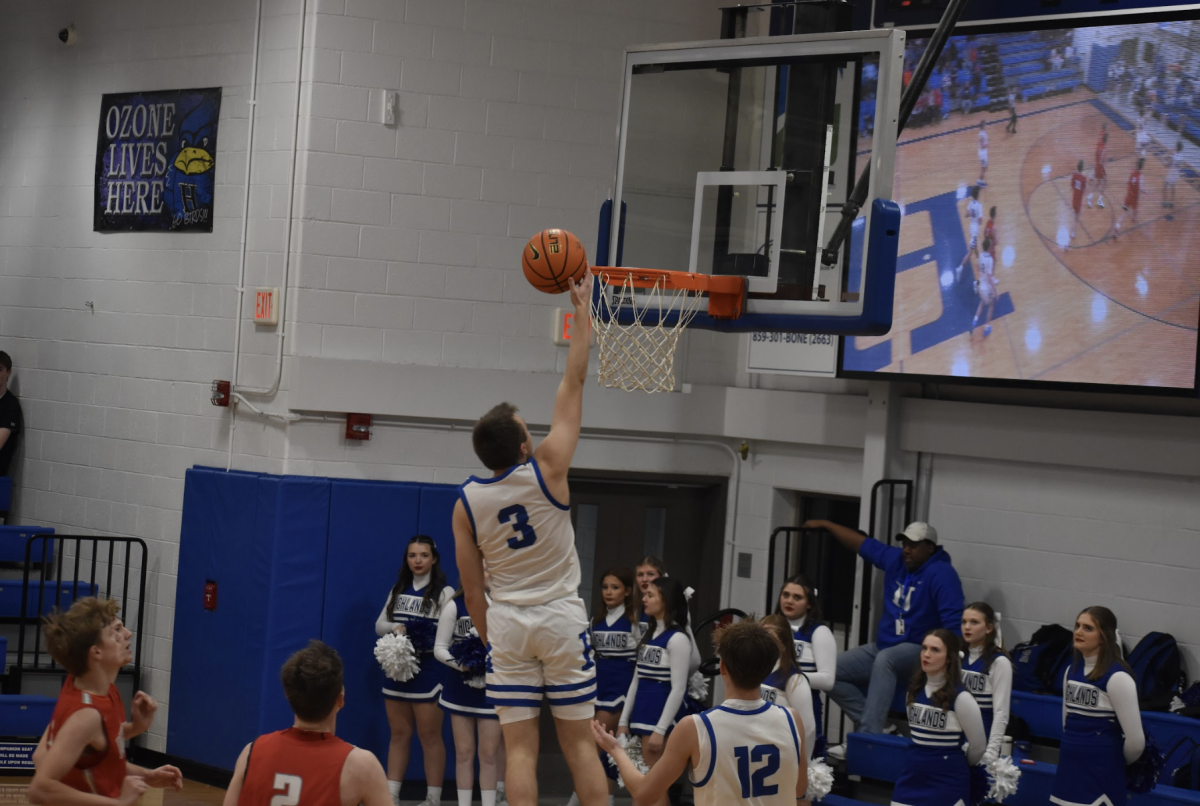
[93,87,222,233]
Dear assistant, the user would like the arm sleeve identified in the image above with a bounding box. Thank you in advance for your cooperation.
[433,601,460,670]
[956,692,987,767]
[1108,671,1145,764]
[857,537,894,570]
[375,597,394,637]
[788,676,817,763]
[655,634,691,735]
[686,626,701,676]
[935,569,966,634]
[619,670,639,728]
[1061,668,1070,729]
[807,626,837,692]
[984,656,1013,763]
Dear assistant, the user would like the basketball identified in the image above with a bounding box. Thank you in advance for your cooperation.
[522,229,588,294]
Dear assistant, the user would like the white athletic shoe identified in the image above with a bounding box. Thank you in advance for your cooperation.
[564,795,581,806]
[495,792,508,806]
[826,743,847,761]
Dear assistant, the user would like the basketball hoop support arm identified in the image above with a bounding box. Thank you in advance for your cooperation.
[820,0,972,267]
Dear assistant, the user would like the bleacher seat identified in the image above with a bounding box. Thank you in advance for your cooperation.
[0,525,53,564]
[0,695,56,737]
[0,580,98,618]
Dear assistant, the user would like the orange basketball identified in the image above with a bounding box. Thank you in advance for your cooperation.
[522,229,588,294]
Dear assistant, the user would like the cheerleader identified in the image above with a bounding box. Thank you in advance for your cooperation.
[760,614,817,763]
[960,602,1012,764]
[635,556,701,674]
[891,629,986,806]
[1050,606,1145,806]
[618,577,692,806]
[775,575,835,757]
[434,583,505,806]
[374,535,455,806]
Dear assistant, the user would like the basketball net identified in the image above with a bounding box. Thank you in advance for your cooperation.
[589,270,705,394]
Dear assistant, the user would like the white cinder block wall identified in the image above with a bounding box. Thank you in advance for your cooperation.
[1,0,1198,759]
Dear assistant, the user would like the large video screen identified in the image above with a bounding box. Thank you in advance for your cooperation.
[841,19,1200,391]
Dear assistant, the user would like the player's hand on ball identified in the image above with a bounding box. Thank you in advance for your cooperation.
[567,268,593,309]
[591,720,620,753]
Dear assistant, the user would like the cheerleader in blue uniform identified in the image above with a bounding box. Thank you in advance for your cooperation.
[960,602,1012,764]
[618,576,691,806]
[1051,606,1144,806]
[635,556,701,675]
[760,614,818,762]
[892,629,986,806]
[435,583,505,806]
[374,535,455,806]
[776,575,836,757]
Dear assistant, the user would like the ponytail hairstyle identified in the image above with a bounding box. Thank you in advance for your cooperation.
[964,601,1006,672]
[593,566,637,626]
[907,629,963,712]
[774,574,822,631]
[1074,605,1129,681]
[387,535,447,620]
[760,614,800,679]
[637,576,690,650]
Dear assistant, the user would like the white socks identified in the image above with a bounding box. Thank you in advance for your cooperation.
[427,786,443,805]
[457,789,472,806]
[482,791,497,806]
[389,780,402,806]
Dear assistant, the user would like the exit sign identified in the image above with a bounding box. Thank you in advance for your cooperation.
[553,309,577,345]
[254,287,279,325]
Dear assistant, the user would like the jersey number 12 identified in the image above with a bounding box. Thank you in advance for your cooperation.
[733,744,780,798]
[498,504,538,549]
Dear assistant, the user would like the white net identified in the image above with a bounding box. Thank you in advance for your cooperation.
[589,270,706,393]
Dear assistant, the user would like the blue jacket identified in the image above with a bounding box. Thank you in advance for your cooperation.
[859,538,964,649]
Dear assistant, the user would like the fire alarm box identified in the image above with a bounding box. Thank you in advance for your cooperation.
[211,380,231,407]
[346,413,372,441]
[254,287,280,325]
[203,580,218,611]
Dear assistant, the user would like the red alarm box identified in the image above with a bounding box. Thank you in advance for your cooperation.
[203,580,218,611]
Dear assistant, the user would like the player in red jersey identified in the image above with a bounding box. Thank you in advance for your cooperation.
[223,641,393,806]
[1114,157,1145,240]
[1088,128,1109,208]
[1070,160,1087,240]
[29,597,181,806]
[983,206,998,258]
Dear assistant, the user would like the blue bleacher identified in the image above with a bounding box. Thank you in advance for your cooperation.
[1002,52,1047,68]
[0,694,56,738]
[0,525,53,564]
[0,580,98,618]
[1007,62,1042,79]
[1017,68,1076,88]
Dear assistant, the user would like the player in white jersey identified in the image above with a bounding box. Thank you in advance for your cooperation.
[971,239,998,338]
[595,619,808,806]
[453,270,606,806]
[957,186,984,279]
[977,120,989,186]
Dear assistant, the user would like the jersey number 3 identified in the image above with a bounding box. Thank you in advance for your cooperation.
[733,744,780,798]
[270,773,303,806]
[498,504,538,549]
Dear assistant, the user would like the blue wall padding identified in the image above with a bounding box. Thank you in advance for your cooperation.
[253,475,331,735]
[171,468,464,782]
[419,486,461,590]
[320,480,422,767]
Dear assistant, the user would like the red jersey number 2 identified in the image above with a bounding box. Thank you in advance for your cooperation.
[271,774,303,806]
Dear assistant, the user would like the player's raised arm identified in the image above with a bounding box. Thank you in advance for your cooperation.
[534,269,593,482]
[453,499,489,645]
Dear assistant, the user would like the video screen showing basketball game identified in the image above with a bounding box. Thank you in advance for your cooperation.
[841,19,1200,391]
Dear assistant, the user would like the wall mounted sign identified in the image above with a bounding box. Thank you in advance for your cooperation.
[94,87,222,232]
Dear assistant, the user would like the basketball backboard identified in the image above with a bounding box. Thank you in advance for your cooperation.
[597,29,905,335]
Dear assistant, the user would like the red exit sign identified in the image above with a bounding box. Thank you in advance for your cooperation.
[254,287,279,325]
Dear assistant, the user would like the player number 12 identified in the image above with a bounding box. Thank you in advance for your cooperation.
[498,504,538,549]
[733,744,780,798]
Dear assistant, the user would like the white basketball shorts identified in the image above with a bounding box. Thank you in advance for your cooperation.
[485,596,597,724]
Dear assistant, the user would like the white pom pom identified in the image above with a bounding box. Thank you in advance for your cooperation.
[624,736,650,775]
[986,755,1021,802]
[687,671,709,702]
[465,675,486,689]
[374,633,421,682]
[806,758,835,800]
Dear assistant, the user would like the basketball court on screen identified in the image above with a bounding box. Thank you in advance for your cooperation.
[846,84,1200,387]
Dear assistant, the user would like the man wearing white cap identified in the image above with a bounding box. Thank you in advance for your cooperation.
[803,519,964,753]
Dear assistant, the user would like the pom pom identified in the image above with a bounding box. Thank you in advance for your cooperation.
[403,619,438,653]
[374,633,420,682]
[1126,733,1166,794]
[986,756,1022,802]
[806,758,835,800]
[623,735,650,776]
[448,636,489,689]
[969,763,989,806]
[687,671,709,702]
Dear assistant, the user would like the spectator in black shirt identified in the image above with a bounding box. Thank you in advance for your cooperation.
[0,352,22,477]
